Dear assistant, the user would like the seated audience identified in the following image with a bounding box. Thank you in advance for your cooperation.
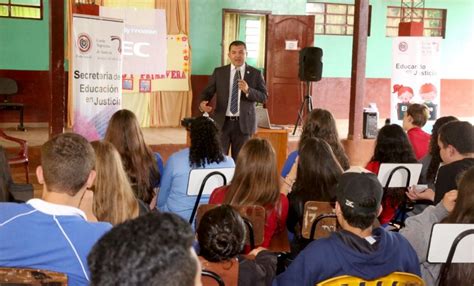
[285,137,342,256]
[273,172,420,286]
[402,103,431,160]
[88,212,201,286]
[157,116,234,221]
[408,121,474,204]
[0,133,112,285]
[402,166,474,285]
[87,141,141,225]
[197,205,277,286]
[281,108,350,178]
[365,124,417,224]
[105,109,162,205]
[209,138,288,248]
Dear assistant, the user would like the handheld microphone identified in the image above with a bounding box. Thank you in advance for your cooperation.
[236,69,241,80]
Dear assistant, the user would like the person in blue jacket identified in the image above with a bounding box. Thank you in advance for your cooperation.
[273,172,420,286]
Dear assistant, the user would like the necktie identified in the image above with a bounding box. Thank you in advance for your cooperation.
[230,69,240,114]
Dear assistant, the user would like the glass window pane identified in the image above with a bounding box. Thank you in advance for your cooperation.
[347,15,354,25]
[11,6,40,18]
[327,15,345,24]
[0,0,8,3]
[388,7,400,17]
[348,5,354,15]
[315,25,325,34]
[413,8,423,19]
[425,9,442,18]
[327,4,346,14]
[315,14,325,24]
[426,19,441,28]
[246,20,260,28]
[0,5,8,16]
[387,18,400,27]
[386,27,398,37]
[346,26,353,35]
[306,3,324,13]
[424,29,441,37]
[245,35,259,43]
[326,25,344,34]
[12,0,40,5]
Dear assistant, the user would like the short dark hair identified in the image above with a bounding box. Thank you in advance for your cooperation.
[340,196,379,229]
[41,133,95,195]
[88,212,196,286]
[438,121,474,155]
[197,205,246,262]
[406,103,429,127]
[229,40,247,51]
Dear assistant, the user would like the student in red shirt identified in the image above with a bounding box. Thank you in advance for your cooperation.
[402,103,431,160]
[209,138,288,249]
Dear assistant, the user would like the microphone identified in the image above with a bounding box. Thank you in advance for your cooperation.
[236,69,241,80]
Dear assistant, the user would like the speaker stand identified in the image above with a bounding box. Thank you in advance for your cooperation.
[292,81,313,136]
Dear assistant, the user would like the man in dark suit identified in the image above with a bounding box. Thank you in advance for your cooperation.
[199,40,268,160]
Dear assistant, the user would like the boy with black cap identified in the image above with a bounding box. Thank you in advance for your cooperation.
[273,172,420,286]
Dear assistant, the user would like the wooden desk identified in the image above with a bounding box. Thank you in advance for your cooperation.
[255,128,289,174]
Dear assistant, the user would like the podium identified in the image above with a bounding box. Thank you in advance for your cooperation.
[255,128,289,173]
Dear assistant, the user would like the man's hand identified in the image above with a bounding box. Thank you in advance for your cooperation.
[406,187,435,201]
[199,101,212,113]
[238,79,249,94]
[441,190,458,212]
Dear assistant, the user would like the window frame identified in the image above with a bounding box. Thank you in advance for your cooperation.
[386,6,447,38]
[306,2,371,37]
[0,0,43,20]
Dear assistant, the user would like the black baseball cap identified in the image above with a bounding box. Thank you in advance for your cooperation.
[336,172,383,213]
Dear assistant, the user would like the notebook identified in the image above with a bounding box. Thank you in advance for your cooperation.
[256,107,284,130]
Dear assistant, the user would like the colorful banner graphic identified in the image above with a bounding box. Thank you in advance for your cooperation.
[391,37,441,125]
[122,34,190,92]
[99,7,167,76]
[72,15,123,140]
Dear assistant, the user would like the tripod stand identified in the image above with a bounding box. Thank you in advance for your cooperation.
[292,81,313,135]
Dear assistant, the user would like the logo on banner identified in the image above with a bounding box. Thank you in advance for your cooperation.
[399,41,408,52]
[77,33,92,54]
[110,36,122,53]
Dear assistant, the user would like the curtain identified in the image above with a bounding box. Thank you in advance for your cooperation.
[257,15,266,69]
[223,13,240,66]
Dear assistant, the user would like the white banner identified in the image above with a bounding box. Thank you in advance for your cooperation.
[99,7,167,75]
[72,15,123,140]
[391,37,441,125]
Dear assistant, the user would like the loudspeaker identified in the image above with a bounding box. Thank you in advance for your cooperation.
[299,47,323,82]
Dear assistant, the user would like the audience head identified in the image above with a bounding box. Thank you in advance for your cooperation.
[439,166,474,285]
[403,103,430,129]
[88,212,199,286]
[189,116,224,168]
[301,108,350,170]
[197,205,246,262]
[438,121,474,163]
[105,109,159,204]
[39,133,95,196]
[293,137,343,202]
[225,138,279,207]
[426,116,458,182]
[90,141,138,225]
[372,124,417,164]
[335,172,383,230]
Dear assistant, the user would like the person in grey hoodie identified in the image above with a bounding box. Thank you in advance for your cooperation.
[402,166,474,285]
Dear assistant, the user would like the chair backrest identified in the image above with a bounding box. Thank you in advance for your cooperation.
[0,267,68,285]
[188,167,235,224]
[316,272,425,286]
[0,78,18,95]
[377,163,422,188]
[301,201,337,240]
[199,256,237,286]
[428,223,474,264]
[196,204,265,247]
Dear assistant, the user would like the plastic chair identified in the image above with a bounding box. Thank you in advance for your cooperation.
[0,78,25,131]
[0,267,68,285]
[316,271,425,286]
[199,257,237,286]
[201,269,225,286]
[301,201,337,240]
[0,129,29,183]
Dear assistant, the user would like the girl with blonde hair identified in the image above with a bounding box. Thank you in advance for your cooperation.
[209,138,288,248]
[90,141,140,225]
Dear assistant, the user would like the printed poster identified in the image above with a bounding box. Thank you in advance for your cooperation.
[391,37,441,125]
[72,14,124,140]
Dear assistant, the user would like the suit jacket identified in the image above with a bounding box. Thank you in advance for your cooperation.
[200,64,268,135]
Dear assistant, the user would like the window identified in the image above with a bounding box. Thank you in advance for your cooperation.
[386,6,446,38]
[245,19,261,58]
[0,0,42,20]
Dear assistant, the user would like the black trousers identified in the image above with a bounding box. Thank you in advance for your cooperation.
[220,118,251,162]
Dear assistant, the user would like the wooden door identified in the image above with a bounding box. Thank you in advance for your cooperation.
[265,15,315,124]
